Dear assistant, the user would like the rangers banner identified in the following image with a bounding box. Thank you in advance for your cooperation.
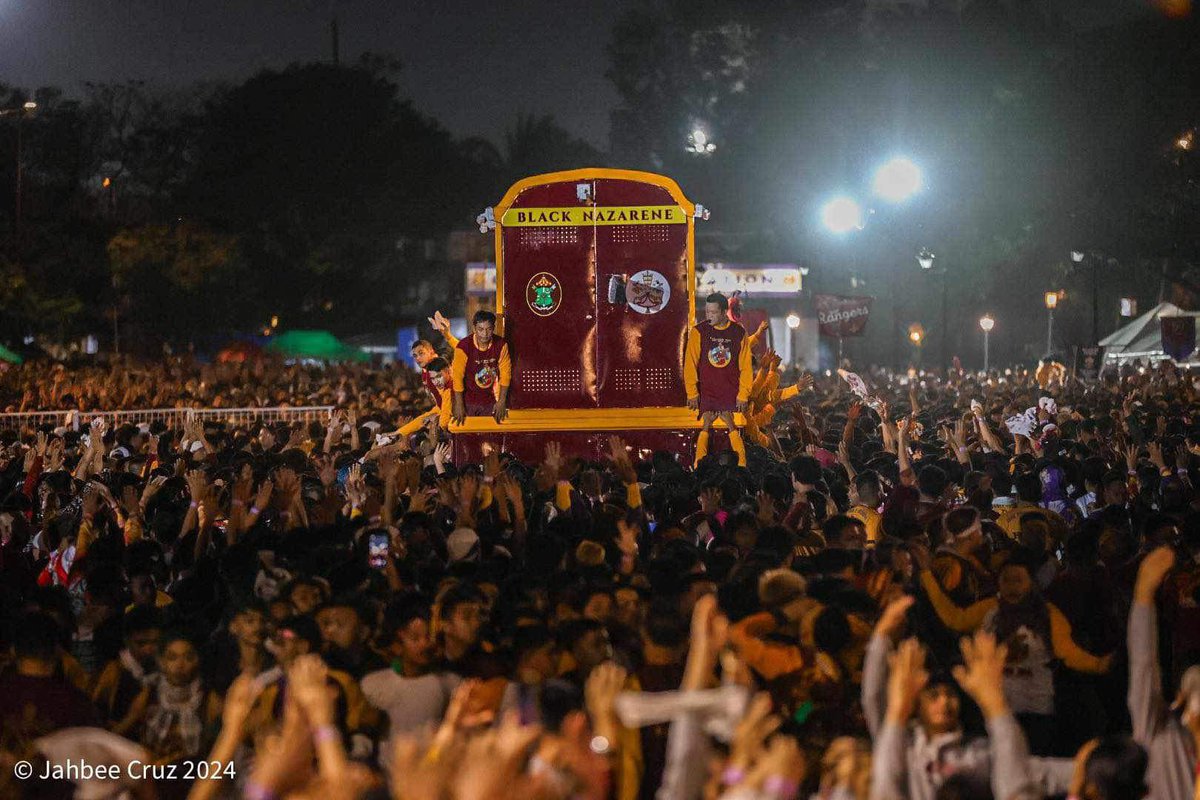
[815,294,874,337]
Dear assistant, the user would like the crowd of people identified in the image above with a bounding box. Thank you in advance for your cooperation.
[0,329,1198,800]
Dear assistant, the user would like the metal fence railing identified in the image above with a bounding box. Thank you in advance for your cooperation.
[0,406,335,431]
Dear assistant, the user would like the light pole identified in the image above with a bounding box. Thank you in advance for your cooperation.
[786,312,800,367]
[1071,250,1100,346]
[917,249,947,369]
[979,314,994,372]
[1044,291,1059,355]
[1,100,37,249]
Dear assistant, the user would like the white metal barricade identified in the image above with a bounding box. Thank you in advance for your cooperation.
[0,406,335,431]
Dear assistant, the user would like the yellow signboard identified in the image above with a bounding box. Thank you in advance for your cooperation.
[500,205,686,227]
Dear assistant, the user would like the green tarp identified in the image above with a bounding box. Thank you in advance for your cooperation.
[264,330,368,362]
[0,344,23,365]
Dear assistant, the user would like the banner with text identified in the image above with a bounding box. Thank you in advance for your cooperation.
[814,294,874,338]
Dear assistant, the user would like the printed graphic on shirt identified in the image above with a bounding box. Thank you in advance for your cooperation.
[627,270,670,314]
[526,272,560,317]
[707,341,732,368]
[475,364,498,389]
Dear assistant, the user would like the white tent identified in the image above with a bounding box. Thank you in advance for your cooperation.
[1099,302,1200,365]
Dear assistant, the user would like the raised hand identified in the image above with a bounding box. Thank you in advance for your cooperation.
[288,654,334,727]
[428,310,451,334]
[874,595,915,641]
[345,464,366,509]
[584,661,627,746]
[45,438,65,472]
[253,479,274,512]
[729,693,782,773]
[186,469,209,504]
[433,442,451,471]
[952,631,1009,718]
[608,435,637,484]
[885,638,928,724]
[543,441,564,482]
[318,455,338,489]
[698,486,722,514]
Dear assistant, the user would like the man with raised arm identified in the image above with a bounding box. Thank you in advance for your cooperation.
[450,310,511,425]
[864,596,1071,800]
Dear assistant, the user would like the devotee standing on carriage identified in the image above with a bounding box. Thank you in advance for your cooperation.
[684,292,752,466]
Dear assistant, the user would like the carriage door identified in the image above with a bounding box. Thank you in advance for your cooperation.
[499,179,597,410]
[592,177,691,409]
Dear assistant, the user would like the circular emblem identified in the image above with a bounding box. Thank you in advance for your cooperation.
[475,366,497,389]
[526,271,561,317]
[708,343,732,368]
[627,270,671,315]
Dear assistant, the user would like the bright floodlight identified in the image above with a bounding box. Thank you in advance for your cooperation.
[786,313,801,330]
[873,157,922,203]
[1044,291,1059,310]
[23,101,37,110]
[820,196,863,234]
[1070,251,1085,263]
[979,315,995,332]
[917,249,935,270]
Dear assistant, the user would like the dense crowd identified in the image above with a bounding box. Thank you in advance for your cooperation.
[0,343,1198,800]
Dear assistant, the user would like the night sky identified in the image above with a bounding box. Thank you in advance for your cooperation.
[0,0,630,147]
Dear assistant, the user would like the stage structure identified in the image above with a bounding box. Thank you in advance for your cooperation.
[450,169,743,461]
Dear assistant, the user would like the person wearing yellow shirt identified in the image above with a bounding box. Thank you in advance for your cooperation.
[450,310,512,424]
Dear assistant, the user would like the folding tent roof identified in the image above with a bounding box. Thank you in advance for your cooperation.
[265,330,368,362]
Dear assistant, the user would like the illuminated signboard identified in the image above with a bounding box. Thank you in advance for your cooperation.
[697,264,806,296]
[465,262,496,296]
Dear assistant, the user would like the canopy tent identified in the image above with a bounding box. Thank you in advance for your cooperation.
[0,344,24,365]
[265,330,368,362]
[1099,302,1200,365]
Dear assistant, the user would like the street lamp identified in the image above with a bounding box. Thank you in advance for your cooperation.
[1044,291,1059,355]
[820,196,863,234]
[916,249,947,367]
[979,315,994,372]
[873,157,923,203]
[686,127,716,155]
[785,313,801,329]
[1070,250,1101,346]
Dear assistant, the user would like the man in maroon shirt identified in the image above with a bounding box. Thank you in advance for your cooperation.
[683,293,752,466]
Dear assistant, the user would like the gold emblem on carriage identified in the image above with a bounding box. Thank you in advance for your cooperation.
[525,271,561,317]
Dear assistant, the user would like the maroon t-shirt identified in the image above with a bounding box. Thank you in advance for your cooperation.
[455,335,506,409]
[0,672,102,745]
[695,321,745,411]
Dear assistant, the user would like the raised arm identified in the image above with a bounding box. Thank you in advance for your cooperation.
[683,327,701,411]
[1048,605,1113,674]
[920,569,996,633]
[863,596,914,739]
[1128,546,1175,744]
[953,631,1042,800]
